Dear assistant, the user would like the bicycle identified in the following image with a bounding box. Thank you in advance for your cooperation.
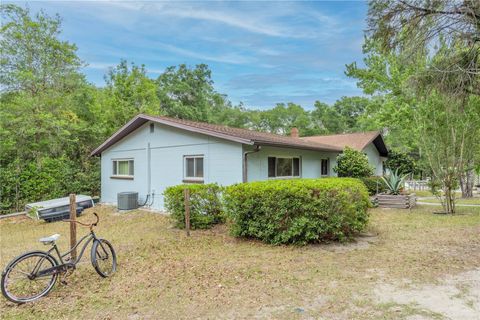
[1,212,117,304]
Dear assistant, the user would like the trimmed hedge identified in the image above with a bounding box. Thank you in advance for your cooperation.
[360,176,387,195]
[163,183,224,229]
[224,178,370,245]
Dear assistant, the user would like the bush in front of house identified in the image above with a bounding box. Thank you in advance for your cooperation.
[360,176,387,195]
[164,183,224,229]
[334,147,373,178]
[223,178,370,245]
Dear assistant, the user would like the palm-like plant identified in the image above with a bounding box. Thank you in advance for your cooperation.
[381,169,408,195]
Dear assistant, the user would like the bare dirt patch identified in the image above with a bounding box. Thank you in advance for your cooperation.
[375,269,480,319]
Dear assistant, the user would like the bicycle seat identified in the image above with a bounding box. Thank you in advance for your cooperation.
[39,234,60,244]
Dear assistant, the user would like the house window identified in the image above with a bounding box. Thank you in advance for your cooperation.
[112,159,134,178]
[321,159,329,176]
[184,155,204,180]
[267,157,301,178]
[149,123,154,133]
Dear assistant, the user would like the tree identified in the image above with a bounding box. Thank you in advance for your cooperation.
[0,4,83,95]
[385,150,417,176]
[345,39,420,151]
[249,103,319,136]
[309,97,371,134]
[367,0,480,198]
[333,147,374,178]
[417,93,479,213]
[0,4,98,213]
[367,0,480,95]
[101,60,160,131]
[156,64,230,123]
[348,1,480,212]
[332,96,370,132]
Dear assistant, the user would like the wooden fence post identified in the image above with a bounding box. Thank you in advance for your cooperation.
[184,188,190,237]
[69,193,77,260]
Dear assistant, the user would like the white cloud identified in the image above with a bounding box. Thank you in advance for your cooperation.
[159,43,254,65]
[89,1,334,39]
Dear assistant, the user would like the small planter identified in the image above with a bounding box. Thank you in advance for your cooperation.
[376,193,416,209]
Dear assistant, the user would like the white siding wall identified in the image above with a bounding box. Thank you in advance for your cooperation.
[101,122,243,210]
[244,145,339,182]
[363,143,384,176]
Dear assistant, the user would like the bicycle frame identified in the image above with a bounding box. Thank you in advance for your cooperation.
[33,230,100,278]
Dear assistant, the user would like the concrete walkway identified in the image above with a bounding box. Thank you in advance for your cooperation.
[417,196,480,207]
[417,201,480,207]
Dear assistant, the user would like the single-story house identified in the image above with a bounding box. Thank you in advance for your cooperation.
[91,114,388,209]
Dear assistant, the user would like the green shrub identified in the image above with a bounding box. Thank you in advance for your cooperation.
[333,147,373,178]
[164,183,224,229]
[223,178,370,245]
[360,176,387,195]
[0,157,100,214]
[385,150,416,176]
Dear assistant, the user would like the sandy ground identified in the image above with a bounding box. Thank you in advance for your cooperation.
[375,269,480,320]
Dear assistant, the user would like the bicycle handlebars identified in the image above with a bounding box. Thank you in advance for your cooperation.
[63,212,99,231]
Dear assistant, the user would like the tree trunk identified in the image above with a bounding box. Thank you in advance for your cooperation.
[460,169,474,198]
[442,177,456,214]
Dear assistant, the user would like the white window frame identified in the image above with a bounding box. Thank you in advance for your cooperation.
[267,156,301,179]
[321,158,329,177]
[184,155,204,181]
[112,158,134,179]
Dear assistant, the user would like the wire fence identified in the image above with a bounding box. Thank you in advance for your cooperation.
[404,179,430,191]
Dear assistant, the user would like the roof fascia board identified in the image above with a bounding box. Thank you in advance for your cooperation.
[253,141,342,153]
[91,115,254,156]
[90,115,146,156]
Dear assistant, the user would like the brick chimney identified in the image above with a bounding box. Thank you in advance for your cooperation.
[290,127,299,138]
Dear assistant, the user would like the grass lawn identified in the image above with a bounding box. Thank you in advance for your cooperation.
[1,205,479,319]
[410,190,434,197]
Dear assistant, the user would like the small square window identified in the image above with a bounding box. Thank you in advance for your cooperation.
[184,155,204,180]
[112,159,134,178]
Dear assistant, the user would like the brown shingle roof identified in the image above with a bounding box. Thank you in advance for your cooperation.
[90,114,343,156]
[301,131,380,151]
[301,131,388,156]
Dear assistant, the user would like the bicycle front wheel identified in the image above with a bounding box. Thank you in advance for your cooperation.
[1,251,58,303]
[91,239,116,278]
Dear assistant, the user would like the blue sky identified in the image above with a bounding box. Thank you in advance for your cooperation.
[19,1,367,109]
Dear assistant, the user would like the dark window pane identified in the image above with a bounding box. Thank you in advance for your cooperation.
[186,158,195,177]
[293,158,300,176]
[321,159,328,176]
[113,161,117,175]
[268,157,276,177]
[195,158,204,177]
[276,158,292,177]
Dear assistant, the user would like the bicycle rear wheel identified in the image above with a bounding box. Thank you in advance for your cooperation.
[91,239,116,278]
[1,251,58,303]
